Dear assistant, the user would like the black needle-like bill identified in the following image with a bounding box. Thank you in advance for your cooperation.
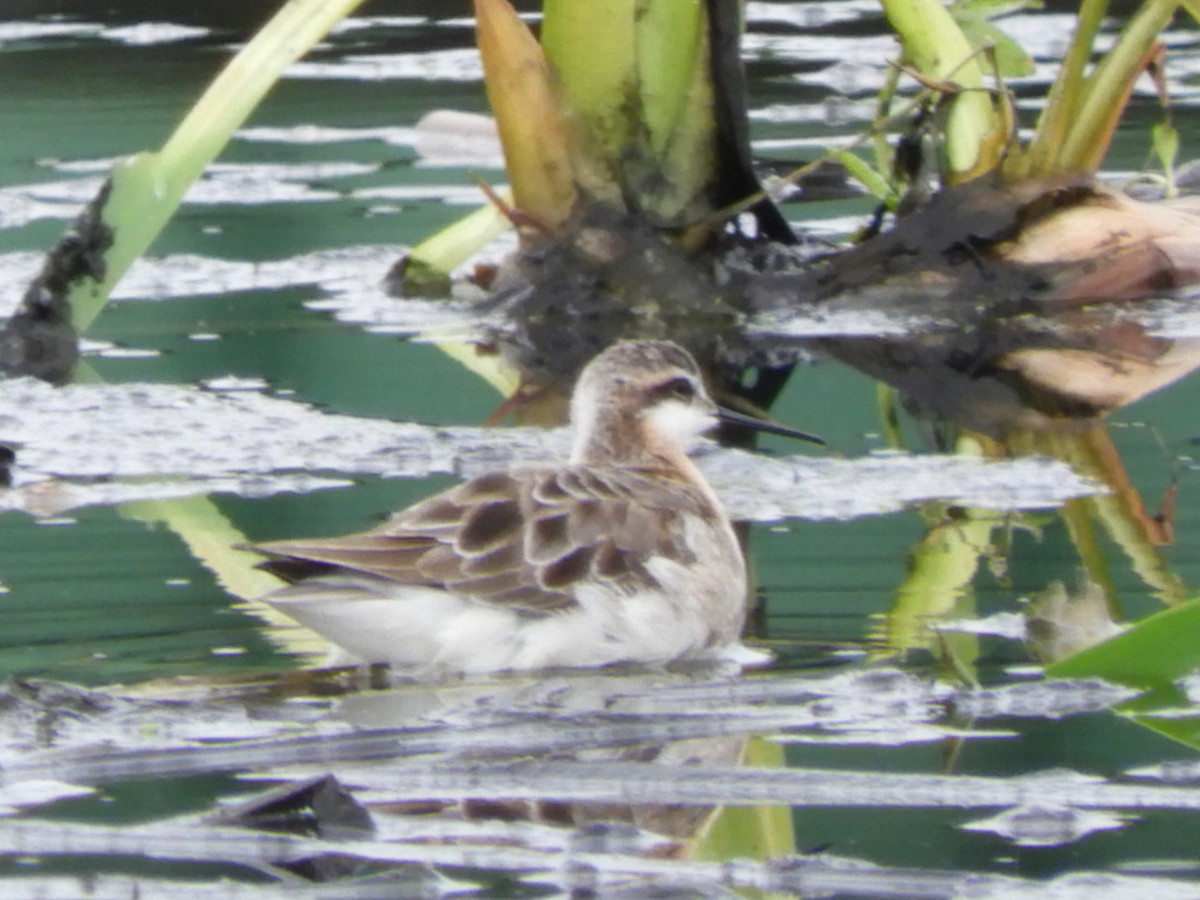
[717,406,825,446]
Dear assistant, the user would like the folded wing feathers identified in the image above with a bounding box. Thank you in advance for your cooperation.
[252,467,710,613]
[252,534,436,583]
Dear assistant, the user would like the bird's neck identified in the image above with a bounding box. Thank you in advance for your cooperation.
[571,416,699,482]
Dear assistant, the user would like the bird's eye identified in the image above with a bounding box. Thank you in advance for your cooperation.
[661,377,696,400]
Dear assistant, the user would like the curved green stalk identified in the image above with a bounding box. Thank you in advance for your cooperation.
[541,0,637,198]
[880,0,999,179]
[121,496,327,663]
[46,0,370,665]
[69,0,368,331]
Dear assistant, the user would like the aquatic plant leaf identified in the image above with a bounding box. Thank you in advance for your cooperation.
[400,196,512,293]
[835,150,895,203]
[635,0,706,160]
[398,195,524,398]
[1047,597,1200,692]
[1111,681,1200,752]
[954,16,1035,79]
[1152,121,1180,193]
[1060,27,1169,174]
[474,0,577,230]
[433,341,523,399]
[121,495,329,662]
[1004,0,1105,179]
[633,0,716,223]
[541,0,717,224]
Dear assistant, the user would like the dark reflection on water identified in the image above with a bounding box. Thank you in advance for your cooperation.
[2,0,1200,895]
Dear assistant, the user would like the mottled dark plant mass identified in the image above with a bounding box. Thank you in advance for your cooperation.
[0,180,114,382]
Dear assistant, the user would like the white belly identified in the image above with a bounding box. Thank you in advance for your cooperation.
[263,552,748,675]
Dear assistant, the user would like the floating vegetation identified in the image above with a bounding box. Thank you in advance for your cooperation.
[0,377,1099,518]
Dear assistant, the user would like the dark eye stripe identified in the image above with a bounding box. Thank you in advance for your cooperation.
[655,376,696,401]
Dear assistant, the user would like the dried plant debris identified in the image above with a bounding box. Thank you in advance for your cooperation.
[0,180,111,383]
[741,176,1200,433]
[0,379,1100,517]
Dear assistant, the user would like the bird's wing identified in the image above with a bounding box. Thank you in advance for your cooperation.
[249,467,715,615]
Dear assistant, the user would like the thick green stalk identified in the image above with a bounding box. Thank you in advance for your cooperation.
[636,0,715,221]
[541,0,638,187]
[541,0,716,221]
[635,0,706,158]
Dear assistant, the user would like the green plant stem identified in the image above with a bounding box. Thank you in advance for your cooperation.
[880,0,996,177]
[70,0,368,331]
[1017,0,1109,176]
[541,0,637,171]
[1057,0,1177,171]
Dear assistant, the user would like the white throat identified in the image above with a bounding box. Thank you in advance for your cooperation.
[643,398,717,448]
